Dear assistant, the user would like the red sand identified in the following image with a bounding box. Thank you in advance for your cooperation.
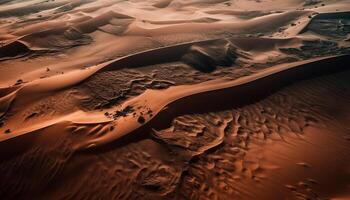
[0,0,349,199]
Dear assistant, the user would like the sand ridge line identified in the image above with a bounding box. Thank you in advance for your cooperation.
[2,55,347,147]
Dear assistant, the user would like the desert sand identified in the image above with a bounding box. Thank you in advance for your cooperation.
[0,0,350,199]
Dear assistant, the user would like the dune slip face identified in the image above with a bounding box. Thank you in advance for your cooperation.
[0,0,350,199]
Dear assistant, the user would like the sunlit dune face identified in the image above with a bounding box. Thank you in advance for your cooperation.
[0,0,349,199]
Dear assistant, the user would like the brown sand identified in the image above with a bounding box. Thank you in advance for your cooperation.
[0,0,349,199]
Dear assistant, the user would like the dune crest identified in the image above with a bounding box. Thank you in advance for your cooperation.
[0,0,349,199]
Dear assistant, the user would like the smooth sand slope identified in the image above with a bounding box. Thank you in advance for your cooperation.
[0,0,350,199]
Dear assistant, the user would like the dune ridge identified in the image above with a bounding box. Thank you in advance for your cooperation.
[1,55,348,147]
[0,0,349,199]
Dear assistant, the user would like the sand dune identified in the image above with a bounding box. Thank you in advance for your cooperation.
[0,40,30,60]
[0,0,349,199]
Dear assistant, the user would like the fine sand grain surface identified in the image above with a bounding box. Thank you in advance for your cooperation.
[0,0,350,199]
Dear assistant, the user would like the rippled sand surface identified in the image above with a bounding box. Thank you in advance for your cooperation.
[0,0,350,199]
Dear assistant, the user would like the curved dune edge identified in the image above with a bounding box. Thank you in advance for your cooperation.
[2,55,349,148]
[0,38,220,111]
[0,1,349,198]
[0,35,302,103]
[0,8,335,88]
[1,9,313,60]
[79,55,350,149]
[0,36,248,113]
[126,10,313,37]
[0,64,104,114]
[0,40,31,60]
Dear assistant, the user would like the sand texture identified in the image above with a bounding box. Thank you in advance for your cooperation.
[0,0,350,199]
